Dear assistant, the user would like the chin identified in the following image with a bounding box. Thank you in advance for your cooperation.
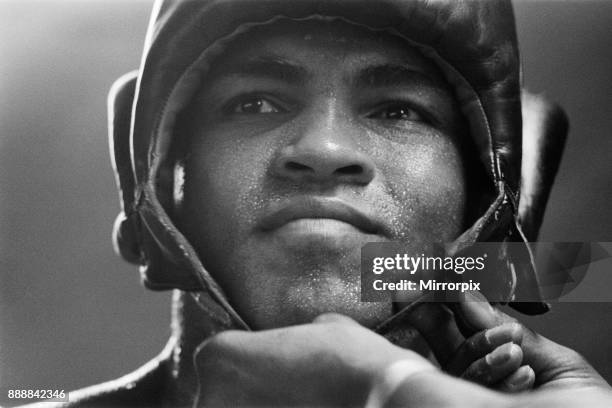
[216,244,394,330]
[240,276,394,330]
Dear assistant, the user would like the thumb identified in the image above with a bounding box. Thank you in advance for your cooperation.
[448,291,501,336]
[405,302,464,366]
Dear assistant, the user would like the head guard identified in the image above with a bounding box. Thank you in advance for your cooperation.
[108,0,567,331]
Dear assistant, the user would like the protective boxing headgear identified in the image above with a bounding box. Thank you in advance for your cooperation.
[108,0,568,331]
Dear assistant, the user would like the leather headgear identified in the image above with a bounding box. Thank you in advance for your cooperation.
[108,0,568,330]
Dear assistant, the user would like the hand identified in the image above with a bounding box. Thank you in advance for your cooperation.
[446,322,534,392]
[456,294,609,390]
[193,313,436,407]
[405,300,534,392]
[406,292,610,391]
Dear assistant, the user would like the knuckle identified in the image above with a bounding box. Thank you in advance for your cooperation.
[508,322,523,335]
[508,343,523,360]
[194,331,244,374]
[507,322,525,344]
[202,330,241,352]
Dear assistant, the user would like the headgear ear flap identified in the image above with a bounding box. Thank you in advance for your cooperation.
[108,72,247,329]
[108,71,142,265]
[109,71,208,291]
[508,90,568,315]
[518,90,568,242]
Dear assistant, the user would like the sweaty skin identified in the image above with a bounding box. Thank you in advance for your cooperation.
[174,21,469,330]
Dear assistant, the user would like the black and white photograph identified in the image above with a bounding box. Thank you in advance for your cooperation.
[1,0,611,407]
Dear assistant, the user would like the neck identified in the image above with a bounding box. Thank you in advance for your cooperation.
[165,290,229,406]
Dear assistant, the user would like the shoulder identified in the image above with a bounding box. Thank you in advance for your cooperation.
[20,351,171,408]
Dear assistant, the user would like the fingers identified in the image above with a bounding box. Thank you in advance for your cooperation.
[404,302,464,366]
[461,342,523,385]
[498,365,536,393]
[451,294,551,373]
[451,292,606,387]
[445,322,523,376]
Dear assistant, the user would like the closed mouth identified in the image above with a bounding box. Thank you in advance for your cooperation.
[258,197,382,235]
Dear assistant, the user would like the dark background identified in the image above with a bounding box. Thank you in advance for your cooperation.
[1,1,611,404]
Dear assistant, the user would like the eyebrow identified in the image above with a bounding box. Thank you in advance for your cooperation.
[216,56,309,85]
[353,64,445,91]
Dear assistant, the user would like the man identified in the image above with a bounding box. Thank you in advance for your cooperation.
[26,0,611,406]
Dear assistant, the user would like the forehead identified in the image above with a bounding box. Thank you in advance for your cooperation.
[207,20,446,83]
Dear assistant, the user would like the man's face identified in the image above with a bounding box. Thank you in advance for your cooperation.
[175,21,468,329]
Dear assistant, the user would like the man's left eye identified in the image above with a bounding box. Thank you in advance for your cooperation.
[367,104,425,122]
[229,97,284,114]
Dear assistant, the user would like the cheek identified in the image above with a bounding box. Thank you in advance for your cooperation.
[179,134,273,265]
[376,135,467,241]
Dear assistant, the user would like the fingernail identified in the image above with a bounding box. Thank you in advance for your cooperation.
[485,342,514,365]
[508,366,534,390]
[485,323,522,346]
[485,326,513,346]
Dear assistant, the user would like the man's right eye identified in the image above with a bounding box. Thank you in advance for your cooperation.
[227,96,285,114]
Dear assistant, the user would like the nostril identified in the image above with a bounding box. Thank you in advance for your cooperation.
[285,161,313,172]
[334,164,363,175]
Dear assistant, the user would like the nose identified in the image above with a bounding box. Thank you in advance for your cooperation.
[272,112,375,185]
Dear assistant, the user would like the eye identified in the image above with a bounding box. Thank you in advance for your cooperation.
[367,103,426,122]
[228,96,285,114]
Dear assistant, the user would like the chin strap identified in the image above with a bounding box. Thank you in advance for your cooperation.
[109,71,249,331]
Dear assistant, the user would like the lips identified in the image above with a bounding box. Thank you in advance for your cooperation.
[258,197,383,235]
